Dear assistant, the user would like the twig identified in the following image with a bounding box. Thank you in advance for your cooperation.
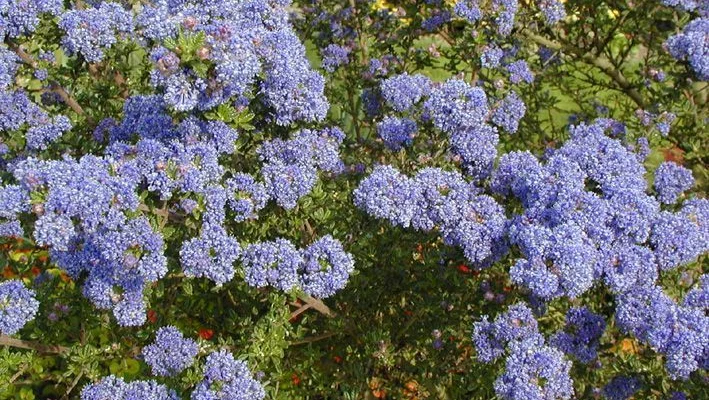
[0,335,69,354]
[289,303,312,320]
[298,295,336,318]
[522,31,646,108]
[290,331,338,346]
[9,43,90,119]
[62,370,84,400]
[9,366,27,384]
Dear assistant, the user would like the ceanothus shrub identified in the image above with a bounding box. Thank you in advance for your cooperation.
[0,0,707,398]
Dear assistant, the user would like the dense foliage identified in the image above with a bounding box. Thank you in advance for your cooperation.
[0,0,707,399]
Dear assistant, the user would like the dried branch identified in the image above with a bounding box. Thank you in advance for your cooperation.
[0,335,69,354]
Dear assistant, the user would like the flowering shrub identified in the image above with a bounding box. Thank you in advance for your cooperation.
[0,0,707,398]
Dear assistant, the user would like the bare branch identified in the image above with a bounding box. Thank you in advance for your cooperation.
[0,335,69,354]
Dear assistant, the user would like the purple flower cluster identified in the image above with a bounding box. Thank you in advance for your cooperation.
[139,0,328,121]
[0,280,40,335]
[666,18,708,81]
[80,376,178,400]
[259,128,344,209]
[0,90,72,150]
[377,116,417,151]
[549,307,606,363]
[58,2,133,62]
[355,166,508,267]
[321,44,350,72]
[142,326,199,377]
[654,161,694,204]
[191,350,265,400]
[473,303,574,400]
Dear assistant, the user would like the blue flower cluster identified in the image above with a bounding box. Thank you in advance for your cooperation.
[0,280,40,335]
[453,0,564,35]
[377,116,417,151]
[506,60,534,84]
[321,44,350,72]
[473,303,574,400]
[538,0,566,25]
[142,326,199,377]
[654,161,695,204]
[359,114,708,380]
[376,75,526,180]
[616,285,708,379]
[181,221,241,286]
[298,235,356,299]
[666,18,708,81]
[139,0,328,121]
[481,45,504,68]
[0,47,19,89]
[81,376,179,400]
[258,128,345,209]
[192,350,265,400]
[0,90,72,150]
[0,0,63,39]
[242,238,301,292]
[58,2,133,62]
[601,376,642,400]
[2,75,347,319]
[549,307,606,363]
[492,91,526,133]
[355,166,508,268]
[380,73,432,112]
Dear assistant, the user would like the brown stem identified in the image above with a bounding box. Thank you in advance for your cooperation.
[8,43,90,119]
[522,31,646,109]
[289,303,312,320]
[62,371,84,400]
[290,331,338,346]
[298,295,336,318]
[9,366,27,384]
[0,334,69,354]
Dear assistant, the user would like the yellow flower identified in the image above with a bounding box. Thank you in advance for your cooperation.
[372,0,395,11]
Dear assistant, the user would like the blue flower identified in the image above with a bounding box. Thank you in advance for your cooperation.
[0,280,40,335]
[298,235,355,298]
[242,239,302,291]
[654,161,694,204]
[143,326,199,377]
[191,350,265,400]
